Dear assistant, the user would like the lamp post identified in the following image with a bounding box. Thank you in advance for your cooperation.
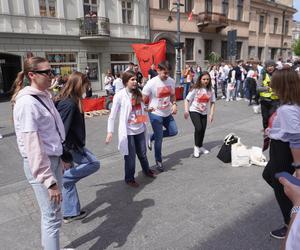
[167,1,184,86]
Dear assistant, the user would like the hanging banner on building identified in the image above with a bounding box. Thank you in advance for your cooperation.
[131,40,166,77]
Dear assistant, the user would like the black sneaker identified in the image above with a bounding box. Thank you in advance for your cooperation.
[156,161,164,172]
[63,210,87,224]
[270,225,288,239]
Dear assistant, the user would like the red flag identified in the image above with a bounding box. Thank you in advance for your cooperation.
[131,40,166,77]
[188,12,193,21]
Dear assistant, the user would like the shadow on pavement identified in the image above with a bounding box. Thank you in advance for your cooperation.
[189,197,282,250]
[162,140,223,171]
[65,172,155,250]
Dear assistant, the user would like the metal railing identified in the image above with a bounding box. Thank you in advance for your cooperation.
[197,12,228,25]
[79,16,110,37]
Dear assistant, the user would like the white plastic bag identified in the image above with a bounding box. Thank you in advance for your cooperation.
[253,105,261,114]
[249,146,267,167]
[231,140,251,167]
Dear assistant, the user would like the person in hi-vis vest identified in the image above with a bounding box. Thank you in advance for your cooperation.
[257,60,280,130]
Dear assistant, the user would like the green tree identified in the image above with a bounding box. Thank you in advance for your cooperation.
[207,52,221,64]
[292,39,300,56]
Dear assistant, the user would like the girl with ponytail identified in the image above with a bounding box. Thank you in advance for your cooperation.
[106,70,155,187]
[13,57,65,249]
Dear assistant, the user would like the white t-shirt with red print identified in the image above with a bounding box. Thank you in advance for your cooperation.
[186,88,216,115]
[127,92,146,135]
[142,75,175,117]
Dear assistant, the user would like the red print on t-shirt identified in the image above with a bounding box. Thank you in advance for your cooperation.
[157,86,172,98]
[197,94,210,103]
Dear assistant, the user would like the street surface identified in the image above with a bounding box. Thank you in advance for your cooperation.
[0,98,282,250]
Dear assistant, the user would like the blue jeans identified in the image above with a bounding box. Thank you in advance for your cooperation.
[234,79,241,98]
[183,82,191,99]
[124,132,150,182]
[23,156,62,250]
[62,147,100,217]
[149,113,178,162]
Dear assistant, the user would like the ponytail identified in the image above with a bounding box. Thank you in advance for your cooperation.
[11,71,25,104]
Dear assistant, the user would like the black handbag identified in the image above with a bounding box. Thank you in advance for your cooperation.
[217,133,239,163]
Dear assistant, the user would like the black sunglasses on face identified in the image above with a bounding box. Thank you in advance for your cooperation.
[31,69,53,76]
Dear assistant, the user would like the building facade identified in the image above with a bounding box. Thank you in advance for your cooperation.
[150,0,296,72]
[0,0,150,95]
[292,20,300,41]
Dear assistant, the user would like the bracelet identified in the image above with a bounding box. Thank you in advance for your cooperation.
[292,162,300,169]
[291,206,300,217]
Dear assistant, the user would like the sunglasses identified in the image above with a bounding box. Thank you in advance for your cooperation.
[32,69,53,76]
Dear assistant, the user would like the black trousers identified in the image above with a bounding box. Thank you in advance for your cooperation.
[189,112,207,147]
[260,99,279,129]
[249,88,259,105]
[262,139,294,225]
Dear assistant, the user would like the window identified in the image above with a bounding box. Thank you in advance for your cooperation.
[248,46,255,58]
[258,47,264,60]
[83,0,97,16]
[204,40,212,60]
[39,0,56,17]
[285,20,289,35]
[111,54,132,74]
[222,0,229,16]
[259,15,264,33]
[46,53,77,76]
[122,0,133,24]
[271,48,277,60]
[205,0,212,13]
[236,42,242,59]
[237,0,243,21]
[273,18,278,34]
[185,0,194,13]
[159,0,169,9]
[87,53,99,81]
[221,41,228,60]
[185,38,194,61]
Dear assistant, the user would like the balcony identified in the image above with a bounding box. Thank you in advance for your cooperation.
[79,16,110,40]
[197,12,228,33]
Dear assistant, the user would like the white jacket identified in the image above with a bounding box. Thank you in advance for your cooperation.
[107,88,147,155]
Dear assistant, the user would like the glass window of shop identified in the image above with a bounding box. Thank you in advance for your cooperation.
[86,53,99,81]
[110,54,132,75]
[185,38,194,61]
[46,53,77,76]
[39,0,56,17]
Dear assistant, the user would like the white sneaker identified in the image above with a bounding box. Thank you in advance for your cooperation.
[221,96,226,99]
[236,97,242,101]
[0,134,2,139]
[199,147,209,154]
[193,146,200,158]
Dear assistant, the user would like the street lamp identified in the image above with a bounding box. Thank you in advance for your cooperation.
[167,1,184,86]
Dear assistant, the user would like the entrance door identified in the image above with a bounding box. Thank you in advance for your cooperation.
[0,53,21,96]
[164,39,175,77]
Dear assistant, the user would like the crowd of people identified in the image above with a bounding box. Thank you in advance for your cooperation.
[9,55,300,250]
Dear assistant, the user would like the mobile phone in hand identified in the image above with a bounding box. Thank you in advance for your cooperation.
[275,172,300,186]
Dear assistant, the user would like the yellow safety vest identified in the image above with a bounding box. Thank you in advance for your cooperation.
[259,73,278,100]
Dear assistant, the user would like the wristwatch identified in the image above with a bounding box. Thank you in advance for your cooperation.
[291,206,300,217]
[292,162,300,169]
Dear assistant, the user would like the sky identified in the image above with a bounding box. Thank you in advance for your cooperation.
[295,0,300,21]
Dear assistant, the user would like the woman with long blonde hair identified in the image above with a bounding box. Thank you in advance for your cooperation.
[12,57,65,249]
[55,71,100,223]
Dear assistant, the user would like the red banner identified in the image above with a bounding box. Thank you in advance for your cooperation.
[131,40,166,77]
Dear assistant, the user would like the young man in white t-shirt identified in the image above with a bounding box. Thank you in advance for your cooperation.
[142,61,178,172]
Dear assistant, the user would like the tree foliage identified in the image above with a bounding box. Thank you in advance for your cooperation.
[292,39,300,56]
[207,52,221,64]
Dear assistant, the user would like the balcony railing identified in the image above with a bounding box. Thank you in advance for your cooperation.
[79,16,110,39]
[197,12,228,32]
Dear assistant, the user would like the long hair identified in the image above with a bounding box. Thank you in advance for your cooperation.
[271,68,300,106]
[11,57,48,103]
[55,71,90,112]
[122,70,142,105]
[192,71,212,91]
